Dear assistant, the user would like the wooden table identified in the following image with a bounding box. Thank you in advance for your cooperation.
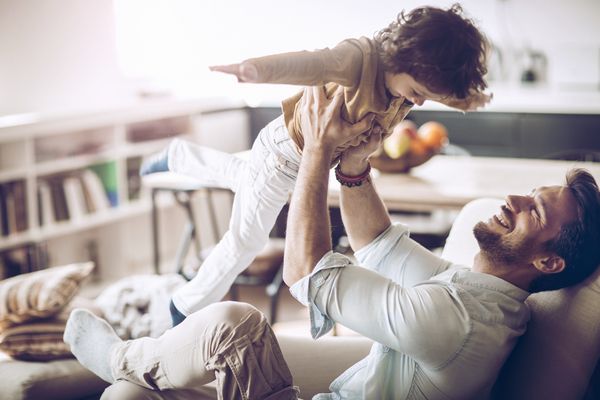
[328,155,600,212]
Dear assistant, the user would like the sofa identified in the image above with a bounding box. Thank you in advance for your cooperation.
[1,198,599,399]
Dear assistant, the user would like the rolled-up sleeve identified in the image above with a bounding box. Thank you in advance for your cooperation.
[289,251,353,339]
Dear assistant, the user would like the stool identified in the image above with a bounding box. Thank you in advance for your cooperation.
[143,172,285,324]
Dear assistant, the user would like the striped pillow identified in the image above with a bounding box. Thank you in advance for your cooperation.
[0,321,70,361]
[0,263,94,329]
[0,296,101,361]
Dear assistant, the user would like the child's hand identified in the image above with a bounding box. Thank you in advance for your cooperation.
[339,129,383,176]
[438,90,493,112]
[209,62,258,83]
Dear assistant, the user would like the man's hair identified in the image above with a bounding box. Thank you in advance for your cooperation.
[373,3,488,99]
[530,168,600,292]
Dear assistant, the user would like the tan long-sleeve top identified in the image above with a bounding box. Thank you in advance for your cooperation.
[245,37,414,151]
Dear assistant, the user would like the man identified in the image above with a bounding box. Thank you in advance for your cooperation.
[64,87,600,399]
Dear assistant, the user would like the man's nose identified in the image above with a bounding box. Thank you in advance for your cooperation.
[505,195,531,212]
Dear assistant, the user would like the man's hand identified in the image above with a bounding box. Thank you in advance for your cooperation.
[299,86,374,156]
[438,90,493,112]
[209,62,258,83]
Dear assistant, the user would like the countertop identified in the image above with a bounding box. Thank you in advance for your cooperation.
[1,83,599,141]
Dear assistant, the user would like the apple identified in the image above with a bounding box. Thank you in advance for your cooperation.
[418,121,448,150]
[383,120,418,159]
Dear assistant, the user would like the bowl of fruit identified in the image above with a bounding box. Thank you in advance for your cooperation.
[370,120,448,173]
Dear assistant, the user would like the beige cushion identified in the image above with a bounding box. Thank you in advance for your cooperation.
[0,297,101,362]
[0,356,108,400]
[0,262,94,328]
[442,198,600,399]
[494,266,600,399]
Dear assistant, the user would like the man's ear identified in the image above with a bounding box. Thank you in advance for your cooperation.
[532,254,566,274]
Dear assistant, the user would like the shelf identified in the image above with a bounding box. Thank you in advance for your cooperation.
[0,99,249,278]
[0,168,30,182]
[0,97,245,143]
[34,150,118,176]
[0,196,178,251]
[0,230,36,250]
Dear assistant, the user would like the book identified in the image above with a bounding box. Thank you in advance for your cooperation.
[11,181,28,232]
[89,162,118,207]
[63,176,88,222]
[0,184,7,236]
[37,181,56,227]
[48,177,69,222]
[81,170,110,212]
[4,186,17,234]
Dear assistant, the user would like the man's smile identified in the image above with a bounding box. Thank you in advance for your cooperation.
[492,206,513,231]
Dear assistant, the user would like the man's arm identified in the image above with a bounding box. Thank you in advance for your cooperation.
[338,138,392,251]
[283,87,371,286]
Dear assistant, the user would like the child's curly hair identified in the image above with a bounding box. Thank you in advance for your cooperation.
[374,4,488,99]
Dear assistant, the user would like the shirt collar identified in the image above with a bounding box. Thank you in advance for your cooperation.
[452,268,530,302]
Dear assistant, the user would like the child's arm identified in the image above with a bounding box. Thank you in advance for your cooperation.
[437,90,493,112]
[210,39,365,87]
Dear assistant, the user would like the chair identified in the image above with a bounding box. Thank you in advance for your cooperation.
[142,172,285,324]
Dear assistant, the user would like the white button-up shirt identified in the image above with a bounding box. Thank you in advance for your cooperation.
[290,224,530,399]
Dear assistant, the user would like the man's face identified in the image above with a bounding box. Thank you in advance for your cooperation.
[473,185,579,266]
[384,72,447,106]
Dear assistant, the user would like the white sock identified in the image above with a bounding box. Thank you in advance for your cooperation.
[63,308,121,383]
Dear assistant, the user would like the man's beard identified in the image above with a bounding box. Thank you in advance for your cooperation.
[473,221,531,266]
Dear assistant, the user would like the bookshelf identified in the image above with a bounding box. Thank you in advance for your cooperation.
[0,97,248,279]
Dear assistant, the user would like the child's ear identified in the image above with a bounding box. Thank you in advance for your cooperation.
[532,254,566,274]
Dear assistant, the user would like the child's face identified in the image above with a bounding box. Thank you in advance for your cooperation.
[384,73,447,106]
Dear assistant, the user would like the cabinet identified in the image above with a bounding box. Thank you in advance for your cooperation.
[0,98,248,280]
[248,106,600,159]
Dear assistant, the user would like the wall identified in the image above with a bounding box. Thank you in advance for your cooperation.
[0,0,135,116]
[0,0,599,116]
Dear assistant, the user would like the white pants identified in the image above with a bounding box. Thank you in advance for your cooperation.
[168,116,301,316]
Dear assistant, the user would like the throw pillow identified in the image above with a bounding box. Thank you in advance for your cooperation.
[0,262,94,329]
[0,296,101,361]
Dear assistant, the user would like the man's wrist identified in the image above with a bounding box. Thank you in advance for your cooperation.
[335,162,371,187]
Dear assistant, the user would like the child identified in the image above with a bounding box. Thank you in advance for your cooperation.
[142,4,491,325]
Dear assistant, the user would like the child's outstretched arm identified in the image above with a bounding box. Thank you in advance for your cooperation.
[210,63,259,83]
[437,90,493,112]
[209,39,366,87]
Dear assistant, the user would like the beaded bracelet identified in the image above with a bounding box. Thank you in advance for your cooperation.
[335,163,371,187]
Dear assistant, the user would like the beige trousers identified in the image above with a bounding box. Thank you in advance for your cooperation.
[102,302,298,400]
